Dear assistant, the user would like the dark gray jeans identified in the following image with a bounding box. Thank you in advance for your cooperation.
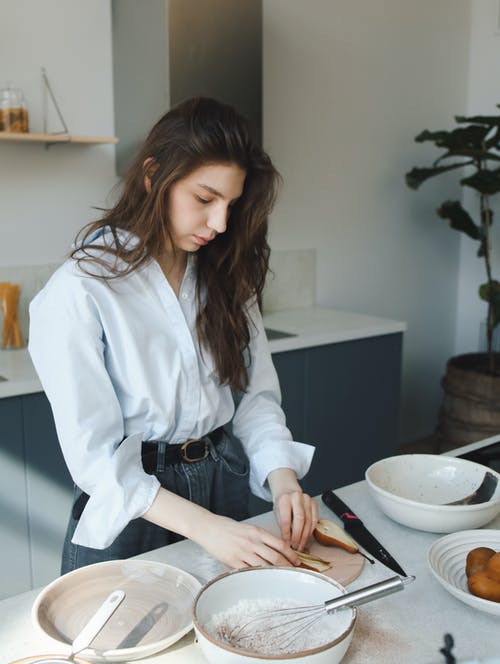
[61,431,250,574]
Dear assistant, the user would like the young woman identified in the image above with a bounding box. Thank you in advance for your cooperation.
[29,97,317,574]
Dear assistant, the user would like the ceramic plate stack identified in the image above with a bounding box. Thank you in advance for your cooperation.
[428,529,500,616]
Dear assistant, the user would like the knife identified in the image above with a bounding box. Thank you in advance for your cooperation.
[322,490,408,577]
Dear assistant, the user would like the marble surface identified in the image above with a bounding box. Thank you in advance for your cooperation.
[3,480,498,664]
[262,305,406,353]
[0,306,406,399]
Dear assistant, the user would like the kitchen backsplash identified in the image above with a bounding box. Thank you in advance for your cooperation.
[0,263,60,347]
[262,248,316,314]
[0,248,316,346]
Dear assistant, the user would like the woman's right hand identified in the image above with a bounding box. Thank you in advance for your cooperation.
[193,513,302,569]
[144,487,300,568]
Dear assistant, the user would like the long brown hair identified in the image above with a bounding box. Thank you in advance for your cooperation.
[71,97,281,391]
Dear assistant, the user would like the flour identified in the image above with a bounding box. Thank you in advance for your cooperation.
[206,598,348,656]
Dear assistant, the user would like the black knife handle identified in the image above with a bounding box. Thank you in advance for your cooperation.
[322,490,364,525]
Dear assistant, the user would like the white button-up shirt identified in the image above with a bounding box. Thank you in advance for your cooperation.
[28,231,314,549]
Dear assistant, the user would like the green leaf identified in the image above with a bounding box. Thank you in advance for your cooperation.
[405,163,466,190]
[461,168,500,195]
[415,130,451,144]
[455,114,500,127]
[479,281,500,327]
[415,125,490,151]
[437,201,480,239]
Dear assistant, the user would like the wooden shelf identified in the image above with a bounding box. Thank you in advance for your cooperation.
[0,132,118,145]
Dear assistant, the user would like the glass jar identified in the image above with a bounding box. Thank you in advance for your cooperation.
[0,84,29,132]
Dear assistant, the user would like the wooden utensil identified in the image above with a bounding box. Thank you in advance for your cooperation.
[0,282,23,348]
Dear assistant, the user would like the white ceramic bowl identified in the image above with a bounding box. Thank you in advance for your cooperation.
[193,566,356,664]
[428,529,500,617]
[365,454,500,533]
[32,559,201,662]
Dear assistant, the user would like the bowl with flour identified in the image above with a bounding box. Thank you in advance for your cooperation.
[193,566,356,664]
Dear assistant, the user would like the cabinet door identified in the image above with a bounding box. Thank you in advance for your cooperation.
[273,350,306,441]
[303,334,402,495]
[247,350,306,516]
[0,396,31,598]
[22,393,73,587]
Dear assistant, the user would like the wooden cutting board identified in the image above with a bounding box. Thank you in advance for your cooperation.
[306,537,364,585]
[266,523,364,586]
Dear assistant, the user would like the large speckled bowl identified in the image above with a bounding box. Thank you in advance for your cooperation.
[31,559,201,662]
[365,454,500,533]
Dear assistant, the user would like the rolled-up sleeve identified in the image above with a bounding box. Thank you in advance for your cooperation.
[28,267,160,549]
[231,302,315,501]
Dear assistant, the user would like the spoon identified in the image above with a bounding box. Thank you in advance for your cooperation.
[445,471,498,506]
[30,589,125,664]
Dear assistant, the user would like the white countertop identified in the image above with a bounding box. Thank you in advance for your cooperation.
[2,478,498,664]
[262,306,405,353]
[0,306,406,399]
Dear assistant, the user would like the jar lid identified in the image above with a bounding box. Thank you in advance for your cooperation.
[0,84,25,105]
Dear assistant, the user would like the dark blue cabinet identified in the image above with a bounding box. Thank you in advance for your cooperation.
[0,397,31,597]
[22,393,73,586]
[301,333,402,495]
[0,393,73,597]
[1,332,403,593]
[249,333,403,515]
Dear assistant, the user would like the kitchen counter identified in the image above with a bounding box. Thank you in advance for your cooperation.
[3,476,498,664]
[0,306,406,399]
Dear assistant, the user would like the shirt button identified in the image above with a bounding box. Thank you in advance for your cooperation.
[181,292,188,300]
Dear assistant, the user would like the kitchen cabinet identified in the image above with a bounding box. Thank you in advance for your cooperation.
[250,333,403,515]
[0,396,31,598]
[22,393,73,588]
[0,331,402,594]
[0,393,73,599]
[303,333,402,492]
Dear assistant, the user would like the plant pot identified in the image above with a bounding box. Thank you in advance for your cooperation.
[437,353,500,449]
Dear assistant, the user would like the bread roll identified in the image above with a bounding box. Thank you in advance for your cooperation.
[485,552,500,582]
[467,570,500,603]
[465,547,495,577]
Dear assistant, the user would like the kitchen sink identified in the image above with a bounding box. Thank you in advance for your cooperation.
[264,328,297,340]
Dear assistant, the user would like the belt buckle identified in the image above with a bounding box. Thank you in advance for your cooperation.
[181,439,209,463]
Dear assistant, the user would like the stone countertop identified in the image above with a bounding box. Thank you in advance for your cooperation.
[0,306,406,399]
[0,347,42,398]
[2,478,498,664]
[262,306,406,353]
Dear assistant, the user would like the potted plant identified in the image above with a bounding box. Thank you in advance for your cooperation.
[406,107,500,448]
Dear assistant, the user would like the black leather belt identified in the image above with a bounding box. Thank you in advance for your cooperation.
[142,427,224,474]
[71,428,225,520]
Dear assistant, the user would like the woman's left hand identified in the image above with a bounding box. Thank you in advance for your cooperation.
[267,468,318,551]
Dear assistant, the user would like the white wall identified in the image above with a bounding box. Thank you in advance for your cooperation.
[455,0,500,356]
[0,0,117,266]
[1,0,491,445]
[263,0,472,443]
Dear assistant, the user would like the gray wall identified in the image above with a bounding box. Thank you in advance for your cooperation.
[263,0,472,443]
[112,0,262,174]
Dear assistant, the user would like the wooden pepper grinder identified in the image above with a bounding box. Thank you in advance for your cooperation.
[0,282,24,348]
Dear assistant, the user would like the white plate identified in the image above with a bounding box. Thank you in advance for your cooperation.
[32,559,202,662]
[427,530,500,616]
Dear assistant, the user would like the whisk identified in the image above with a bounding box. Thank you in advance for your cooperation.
[226,574,415,652]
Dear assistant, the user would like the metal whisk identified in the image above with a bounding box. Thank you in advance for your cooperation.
[226,574,415,652]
